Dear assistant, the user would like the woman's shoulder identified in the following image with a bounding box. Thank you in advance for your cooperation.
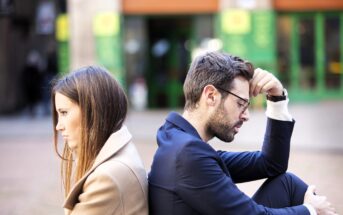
[92,141,147,188]
[95,145,146,178]
[88,149,148,204]
[74,149,148,215]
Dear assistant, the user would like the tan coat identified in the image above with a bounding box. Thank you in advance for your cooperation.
[64,126,149,215]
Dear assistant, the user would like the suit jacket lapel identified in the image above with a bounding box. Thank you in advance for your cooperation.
[63,126,132,209]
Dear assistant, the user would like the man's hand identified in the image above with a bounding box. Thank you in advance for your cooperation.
[304,185,337,215]
[250,68,283,97]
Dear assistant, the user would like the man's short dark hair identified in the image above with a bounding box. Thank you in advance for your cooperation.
[183,51,254,110]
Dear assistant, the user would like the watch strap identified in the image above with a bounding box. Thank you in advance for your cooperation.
[266,89,287,102]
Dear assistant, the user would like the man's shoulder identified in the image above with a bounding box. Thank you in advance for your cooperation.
[150,124,227,192]
[154,126,219,174]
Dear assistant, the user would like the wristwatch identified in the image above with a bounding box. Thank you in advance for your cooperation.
[266,89,287,102]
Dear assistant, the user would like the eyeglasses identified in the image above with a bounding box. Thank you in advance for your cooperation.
[216,86,250,112]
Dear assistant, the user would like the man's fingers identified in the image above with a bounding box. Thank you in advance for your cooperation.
[250,68,283,97]
[252,74,274,96]
[250,68,265,96]
[307,185,316,194]
[304,185,338,215]
[260,81,276,95]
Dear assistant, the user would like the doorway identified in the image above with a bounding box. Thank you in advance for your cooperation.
[146,16,192,108]
[124,15,216,108]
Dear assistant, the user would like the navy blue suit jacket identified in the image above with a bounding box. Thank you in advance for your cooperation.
[148,112,310,215]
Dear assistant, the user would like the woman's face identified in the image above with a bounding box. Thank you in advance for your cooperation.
[55,92,82,152]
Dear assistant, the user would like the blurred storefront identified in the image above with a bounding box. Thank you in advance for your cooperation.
[274,0,343,101]
[1,0,342,113]
[122,0,218,108]
[66,0,343,108]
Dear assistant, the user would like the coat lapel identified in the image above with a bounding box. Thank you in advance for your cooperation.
[63,126,132,209]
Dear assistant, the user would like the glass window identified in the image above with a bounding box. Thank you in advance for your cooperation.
[276,15,291,87]
[299,17,316,90]
[325,16,341,90]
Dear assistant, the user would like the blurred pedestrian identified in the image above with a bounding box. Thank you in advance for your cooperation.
[130,76,148,111]
[148,51,337,215]
[41,48,58,115]
[22,49,43,116]
[51,66,148,215]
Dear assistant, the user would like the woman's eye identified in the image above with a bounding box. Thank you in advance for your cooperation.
[60,111,67,116]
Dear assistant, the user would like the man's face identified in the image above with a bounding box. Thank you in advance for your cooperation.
[206,77,250,142]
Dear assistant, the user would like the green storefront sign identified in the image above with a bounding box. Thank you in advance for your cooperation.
[93,12,124,86]
[219,9,276,73]
[56,14,70,75]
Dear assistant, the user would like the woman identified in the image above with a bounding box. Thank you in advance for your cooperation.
[51,66,148,215]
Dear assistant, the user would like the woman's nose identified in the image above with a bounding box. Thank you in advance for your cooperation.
[56,121,64,131]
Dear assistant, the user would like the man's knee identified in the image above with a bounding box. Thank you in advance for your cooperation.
[275,172,306,186]
[253,172,307,207]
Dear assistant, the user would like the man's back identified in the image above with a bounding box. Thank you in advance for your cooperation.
[148,112,223,214]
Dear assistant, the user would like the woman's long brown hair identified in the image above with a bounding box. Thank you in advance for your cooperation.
[51,66,128,196]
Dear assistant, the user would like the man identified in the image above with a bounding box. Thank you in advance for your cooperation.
[148,52,336,214]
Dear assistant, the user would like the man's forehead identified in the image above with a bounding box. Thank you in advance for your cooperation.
[231,77,250,89]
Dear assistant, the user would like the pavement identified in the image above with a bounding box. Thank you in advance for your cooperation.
[0,101,343,214]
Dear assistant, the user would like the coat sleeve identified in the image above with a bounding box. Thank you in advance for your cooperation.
[218,118,295,183]
[175,141,309,215]
[68,169,123,215]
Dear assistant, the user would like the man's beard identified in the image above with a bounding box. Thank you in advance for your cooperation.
[206,103,242,142]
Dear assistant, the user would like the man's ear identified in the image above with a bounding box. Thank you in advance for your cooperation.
[202,85,220,107]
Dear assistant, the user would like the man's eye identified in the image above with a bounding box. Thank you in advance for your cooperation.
[237,102,245,107]
[60,111,67,116]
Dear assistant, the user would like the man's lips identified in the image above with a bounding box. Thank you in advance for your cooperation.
[235,121,243,128]
[234,121,244,133]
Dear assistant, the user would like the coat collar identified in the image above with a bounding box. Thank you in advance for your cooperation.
[93,125,132,167]
[166,112,202,140]
[63,125,132,209]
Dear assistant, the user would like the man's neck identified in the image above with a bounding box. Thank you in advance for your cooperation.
[182,109,211,142]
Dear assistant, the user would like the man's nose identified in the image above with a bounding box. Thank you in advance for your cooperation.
[240,108,250,122]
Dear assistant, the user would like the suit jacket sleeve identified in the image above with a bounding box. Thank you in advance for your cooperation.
[175,138,309,214]
[67,169,122,215]
[218,118,295,183]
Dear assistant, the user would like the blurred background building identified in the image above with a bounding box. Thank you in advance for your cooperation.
[0,0,343,113]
